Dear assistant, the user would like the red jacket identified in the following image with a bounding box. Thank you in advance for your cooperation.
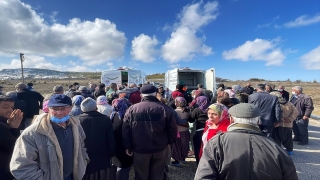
[199,118,230,158]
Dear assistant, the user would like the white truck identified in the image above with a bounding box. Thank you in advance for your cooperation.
[101,68,147,86]
[164,67,216,94]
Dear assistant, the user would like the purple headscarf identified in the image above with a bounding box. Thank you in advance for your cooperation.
[196,96,210,113]
[110,98,129,120]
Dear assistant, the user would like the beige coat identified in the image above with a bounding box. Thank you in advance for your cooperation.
[10,113,89,180]
[279,102,299,128]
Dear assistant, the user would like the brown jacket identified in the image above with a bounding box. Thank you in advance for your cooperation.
[279,102,299,128]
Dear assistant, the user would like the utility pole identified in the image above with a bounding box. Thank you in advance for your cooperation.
[20,53,25,83]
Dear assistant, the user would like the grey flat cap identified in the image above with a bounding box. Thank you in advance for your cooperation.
[228,103,260,118]
[15,83,27,89]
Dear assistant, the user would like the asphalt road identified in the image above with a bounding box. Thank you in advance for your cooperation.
[292,119,320,180]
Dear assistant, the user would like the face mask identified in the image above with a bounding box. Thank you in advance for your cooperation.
[192,95,196,99]
[278,89,283,92]
[292,91,296,96]
[50,115,70,124]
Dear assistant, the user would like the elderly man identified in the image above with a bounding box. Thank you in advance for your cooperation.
[278,85,290,102]
[248,84,281,137]
[290,86,314,145]
[0,95,23,180]
[10,94,89,180]
[53,85,64,94]
[123,83,141,105]
[122,85,177,180]
[195,103,298,180]
[16,83,44,128]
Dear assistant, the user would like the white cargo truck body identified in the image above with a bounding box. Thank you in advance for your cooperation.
[101,68,146,86]
[164,67,216,94]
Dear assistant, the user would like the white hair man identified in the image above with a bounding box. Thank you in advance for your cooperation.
[122,85,177,180]
[195,103,298,180]
[290,86,314,145]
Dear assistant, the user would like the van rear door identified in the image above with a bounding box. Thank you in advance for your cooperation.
[205,68,215,91]
[101,70,122,86]
[128,69,141,85]
[168,69,178,93]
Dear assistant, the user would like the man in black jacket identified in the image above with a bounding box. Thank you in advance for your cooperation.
[278,85,290,102]
[78,97,116,179]
[248,84,281,138]
[195,103,298,180]
[0,95,23,180]
[15,83,44,128]
[123,85,177,180]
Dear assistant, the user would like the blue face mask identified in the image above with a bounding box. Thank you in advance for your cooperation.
[50,115,70,123]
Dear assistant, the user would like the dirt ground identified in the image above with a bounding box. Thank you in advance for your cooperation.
[1,79,319,115]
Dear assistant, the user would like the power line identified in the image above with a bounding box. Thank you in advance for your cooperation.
[0,48,19,55]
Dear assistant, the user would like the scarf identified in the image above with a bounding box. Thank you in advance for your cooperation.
[110,98,128,120]
[189,90,203,108]
[97,95,108,105]
[196,96,210,113]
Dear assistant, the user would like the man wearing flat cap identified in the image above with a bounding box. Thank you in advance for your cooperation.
[122,85,177,180]
[10,94,89,180]
[195,103,298,180]
[15,82,44,128]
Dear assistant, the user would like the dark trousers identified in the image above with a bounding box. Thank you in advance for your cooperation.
[259,125,274,138]
[193,130,204,165]
[133,148,167,180]
[292,118,309,143]
[273,127,293,151]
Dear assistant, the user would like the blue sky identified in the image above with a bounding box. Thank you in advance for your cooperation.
[0,0,319,81]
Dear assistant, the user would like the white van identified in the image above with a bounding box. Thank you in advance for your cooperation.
[164,67,216,94]
[101,68,147,86]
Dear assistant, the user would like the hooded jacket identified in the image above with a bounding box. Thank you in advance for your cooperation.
[10,113,89,180]
[195,123,298,180]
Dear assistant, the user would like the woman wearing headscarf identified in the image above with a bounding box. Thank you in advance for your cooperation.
[189,90,204,110]
[170,97,192,167]
[70,95,84,116]
[224,89,240,108]
[109,98,132,180]
[199,103,230,159]
[190,96,210,164]
[96,96,113,117]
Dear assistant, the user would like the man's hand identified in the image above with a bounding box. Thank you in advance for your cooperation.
[7,109,23,128]
[126,149,133,156]
[274,123,279,127]
[302,116,309,120]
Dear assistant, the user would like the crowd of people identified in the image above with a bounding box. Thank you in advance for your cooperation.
[0,80,315,180]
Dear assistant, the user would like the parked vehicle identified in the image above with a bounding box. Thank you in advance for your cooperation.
[164,67,216,94]
[101,67,146,86]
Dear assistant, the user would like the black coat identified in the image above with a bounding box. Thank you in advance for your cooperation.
[93,89,106,100]
[0,116,20,180]
[248,92,281,126]
[14,100,27,130]
[280,90,290,102]
[17,89,44,118]
[78,111,116,174]
[195,123,298,180]
[111,113,133,168]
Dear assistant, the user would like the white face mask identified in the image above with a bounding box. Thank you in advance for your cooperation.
[192,95,196,99]
[292,91,296,95]
[278,89,283,92]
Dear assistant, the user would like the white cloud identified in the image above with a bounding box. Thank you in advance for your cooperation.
[0,55,95,72]
[300,46,320,70]
[168,64,180,69]
[161,1,218,63]
[131,34,159,63]
[284,13,320,28]
[0,0,126,66]
[222,38,285,66]
[256,15,280,30]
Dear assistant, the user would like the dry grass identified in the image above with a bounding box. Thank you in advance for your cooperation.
[1,79,319,115]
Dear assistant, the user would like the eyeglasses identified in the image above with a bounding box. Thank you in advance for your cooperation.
[49,106,71,112]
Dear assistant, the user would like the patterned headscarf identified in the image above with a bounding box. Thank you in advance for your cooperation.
[207,103,229,122]
[72,95,84,106]
[196,96,210,113]
[97,95,108,105]
[189,90,204,108]
[224,89,235,98]
[110,98,129,120]
[175,97,187,107]
[42,100,49,113]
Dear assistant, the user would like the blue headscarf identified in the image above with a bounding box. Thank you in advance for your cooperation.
[110,98,129,120]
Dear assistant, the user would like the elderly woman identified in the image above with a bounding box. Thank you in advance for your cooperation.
[199,103,230,158]
[224,89,240,108]
[96,95,113,117]
[70,95,84,116]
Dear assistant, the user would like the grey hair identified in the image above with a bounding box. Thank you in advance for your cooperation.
[130,83,137,88]
[231,116,260,125]
[141,92,156,97]
[293,86,303,92]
